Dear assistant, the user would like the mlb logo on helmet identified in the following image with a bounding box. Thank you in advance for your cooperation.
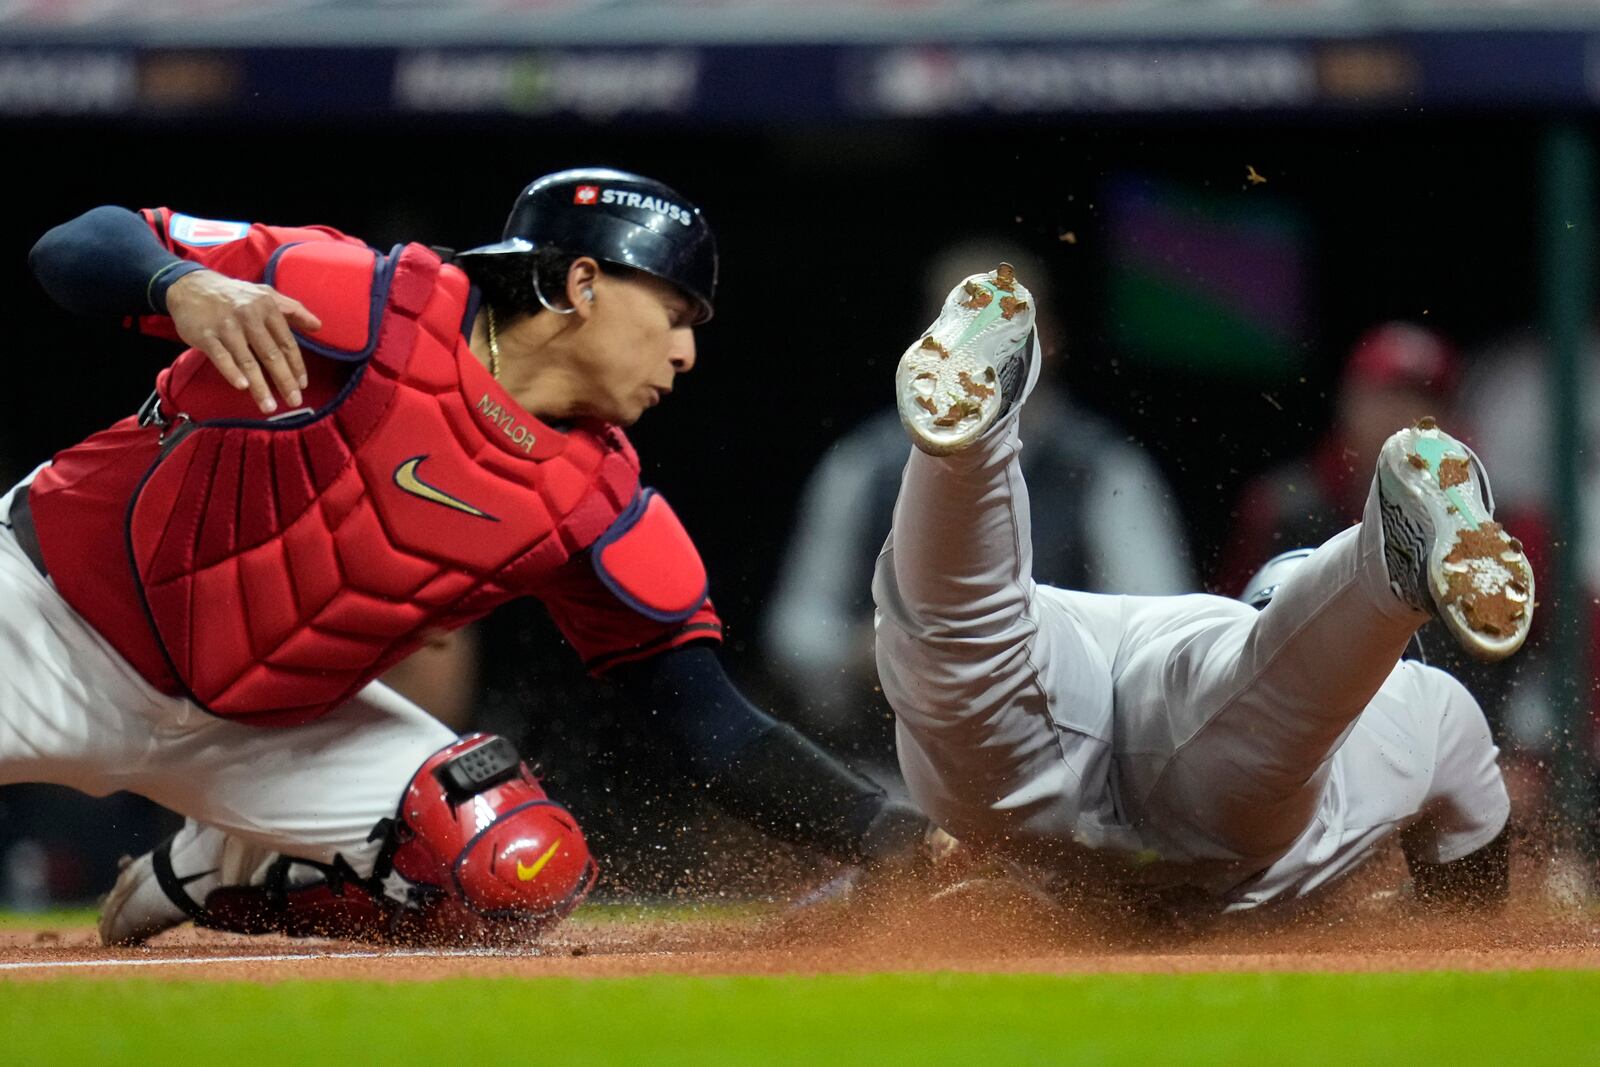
[573,185,600,206]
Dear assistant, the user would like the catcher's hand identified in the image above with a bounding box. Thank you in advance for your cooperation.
[165,268,321,414]
[790,811,973,911]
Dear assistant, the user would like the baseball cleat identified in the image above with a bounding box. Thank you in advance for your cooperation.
[1376,418,1533,661]
[99,848,189,946]
[895,263,1037,455]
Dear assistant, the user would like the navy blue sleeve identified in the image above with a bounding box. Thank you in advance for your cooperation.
[29,205,207,318]
[613,644,927,863]
[612,643,772,775]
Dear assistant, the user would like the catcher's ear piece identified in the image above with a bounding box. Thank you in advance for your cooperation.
[582,288,595,302]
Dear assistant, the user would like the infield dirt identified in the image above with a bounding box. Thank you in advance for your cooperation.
[3,849,1598,982]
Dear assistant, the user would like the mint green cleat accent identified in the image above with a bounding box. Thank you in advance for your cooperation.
[1376,419,1533,661]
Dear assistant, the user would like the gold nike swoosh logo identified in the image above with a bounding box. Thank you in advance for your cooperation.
[516,840,563,882]
[393,456,495,520]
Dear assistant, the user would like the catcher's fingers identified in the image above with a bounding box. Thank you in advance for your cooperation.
[269,292,318,390]
[166,270,317,407]
[196,331,251,393]
[242,315,302,409]
[213,318,278,413]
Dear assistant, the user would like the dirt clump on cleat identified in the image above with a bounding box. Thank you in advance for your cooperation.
[894,263,1037,455]
[1377,419,1534,661]
[958,371,995,399]
[1441,525,1532,639]
[1438,457,1470,490]
[960,281,993,310]
[933,399,983,428]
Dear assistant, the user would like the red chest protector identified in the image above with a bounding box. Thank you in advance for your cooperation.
[127,242,645,725]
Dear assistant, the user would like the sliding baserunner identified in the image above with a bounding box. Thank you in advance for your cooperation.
[873,264,1532,912]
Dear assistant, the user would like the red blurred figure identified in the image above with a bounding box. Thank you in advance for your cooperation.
[1216,322,1460,598]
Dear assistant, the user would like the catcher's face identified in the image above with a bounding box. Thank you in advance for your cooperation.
[568,270,697,426]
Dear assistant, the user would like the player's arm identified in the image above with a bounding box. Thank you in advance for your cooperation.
[31,205,207,318]
[30,205,323,413]
[610,643,930,867]
[538,489,931,870]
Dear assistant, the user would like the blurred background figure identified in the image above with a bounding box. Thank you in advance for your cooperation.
[1458,324,1600,901]
[763,235,1196,768]
[1215,321,1462,596]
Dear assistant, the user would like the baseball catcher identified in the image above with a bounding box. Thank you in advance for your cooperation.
[6,168,927,945]
[874,264,1531,913]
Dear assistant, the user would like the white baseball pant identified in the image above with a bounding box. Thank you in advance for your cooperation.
[873,414,1508,905]
[0,472,455,879]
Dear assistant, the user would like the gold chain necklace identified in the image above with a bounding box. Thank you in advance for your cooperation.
[486,305,502,381]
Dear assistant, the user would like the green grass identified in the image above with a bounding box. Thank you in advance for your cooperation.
[0,907,96,929]
[3,970,1599,1065]
[571,897,776,923]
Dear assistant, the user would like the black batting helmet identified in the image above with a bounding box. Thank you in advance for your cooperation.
[1239,545,1429,662]
[1239,547,1316,610]
[456,167,717,324]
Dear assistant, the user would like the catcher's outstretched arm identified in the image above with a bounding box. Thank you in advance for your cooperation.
[613,644,928,865]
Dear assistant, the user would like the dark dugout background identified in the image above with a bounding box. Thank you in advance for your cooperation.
[0,106,1570,896]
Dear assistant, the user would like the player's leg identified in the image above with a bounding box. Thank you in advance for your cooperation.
[874,266,1122,851]
[98,679,453,943]
[0,467,591,945]
[0,476,159,795]
[100,682,595,945]
[1124,423,1530,867]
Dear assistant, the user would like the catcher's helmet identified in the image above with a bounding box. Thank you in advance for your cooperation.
[457,166,717,324]
[1239,547,1316,610]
